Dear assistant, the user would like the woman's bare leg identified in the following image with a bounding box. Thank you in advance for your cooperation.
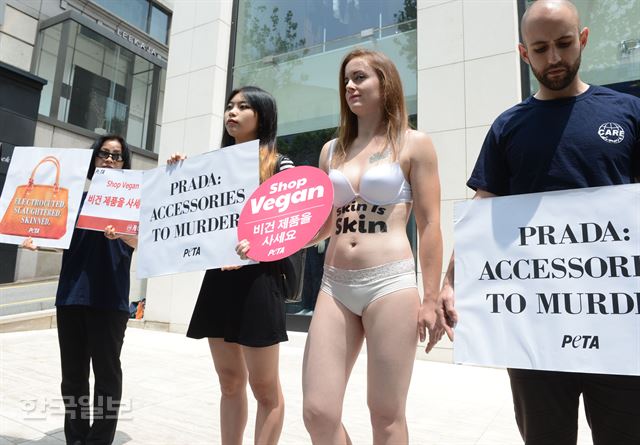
[209,339,248,445]
[303,291,364,444]
[243,344,284,445]
[362,289,420,445]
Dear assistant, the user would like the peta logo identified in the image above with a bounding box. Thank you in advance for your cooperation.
[183,246,201,257]
[597,122,625,144]
[561,335,599,349]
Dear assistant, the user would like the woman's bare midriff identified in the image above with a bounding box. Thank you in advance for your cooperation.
[323,201,413,269]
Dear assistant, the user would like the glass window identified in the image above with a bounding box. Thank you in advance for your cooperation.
[34,20,166,151]
[523,0,640,97]
[232,1,418,316]
[153,68,166,152]
[60,23,132,137]
[35,24,62,116]
[233,0,417,136]
[149,6,170,44]
[276,127,336,315]
[235,0,415,65]
[94,0,149,32]
[92,0,171,44]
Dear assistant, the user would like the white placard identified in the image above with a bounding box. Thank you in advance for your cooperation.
[77,168,142,234]
[454,184,640,375]
[137,140,260,278]
[0,147,93,249]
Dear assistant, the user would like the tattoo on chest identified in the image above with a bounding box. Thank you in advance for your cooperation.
[369,148,390,164]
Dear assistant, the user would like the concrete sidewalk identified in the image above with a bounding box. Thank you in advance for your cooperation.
[1,328,592,444]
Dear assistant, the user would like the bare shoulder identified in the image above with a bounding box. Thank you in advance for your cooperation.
[403,129,437,162]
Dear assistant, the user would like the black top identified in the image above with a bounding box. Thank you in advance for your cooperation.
[56,194,134,313]
[468,85,640,195]
[186,155,295,346]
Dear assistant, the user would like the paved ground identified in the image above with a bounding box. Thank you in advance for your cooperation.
[1,327,593,444]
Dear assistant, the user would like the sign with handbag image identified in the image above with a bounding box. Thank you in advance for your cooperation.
[0,156,69,239]
[0,147,93,249]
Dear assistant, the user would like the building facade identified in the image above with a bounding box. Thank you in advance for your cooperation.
[0,0,172,293]
[146,0,639,361]
[2,0,638,360]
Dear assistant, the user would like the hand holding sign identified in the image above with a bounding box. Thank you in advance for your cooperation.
[454,184,640,376]
[137,140,260,278]
[0,147,93,249]
[77,168,142,235]
[237,166,333,262]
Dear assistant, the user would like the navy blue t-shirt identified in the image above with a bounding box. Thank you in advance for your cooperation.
[56,195,134,312]
[468,85,640,195]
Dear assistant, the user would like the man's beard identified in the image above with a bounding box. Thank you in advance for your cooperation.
[531,53,581,91]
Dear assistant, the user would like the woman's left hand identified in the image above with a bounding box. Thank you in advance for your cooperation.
[220,240,251,271]
[21,237,37,251]
[104,225,138,248]
[104,225,119,240]
[418,301,445,354]
[235,239,250,260]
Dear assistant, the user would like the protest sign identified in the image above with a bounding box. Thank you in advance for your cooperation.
[77,168,142,235]
[453,184,640,375]
[237,166,333,261]
[137,140,259,278]
[0,147,93,248]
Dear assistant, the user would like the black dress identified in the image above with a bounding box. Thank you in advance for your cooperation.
[187,155,293,347]
[186,261,288,347]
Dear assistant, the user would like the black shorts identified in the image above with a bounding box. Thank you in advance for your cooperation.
[186,262,288,347]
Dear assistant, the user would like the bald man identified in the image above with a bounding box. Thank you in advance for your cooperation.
[437,1,640,444]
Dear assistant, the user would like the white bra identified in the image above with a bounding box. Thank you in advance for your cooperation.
[327,139,412,207]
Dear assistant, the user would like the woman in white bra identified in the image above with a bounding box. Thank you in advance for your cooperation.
[301,49,445,444]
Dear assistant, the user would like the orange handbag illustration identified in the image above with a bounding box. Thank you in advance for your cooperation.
[0,156,69,239]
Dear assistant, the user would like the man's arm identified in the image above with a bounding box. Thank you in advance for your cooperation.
[438,188,496,340]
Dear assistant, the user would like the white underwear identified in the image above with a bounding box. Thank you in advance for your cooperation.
[320,259,417,316]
